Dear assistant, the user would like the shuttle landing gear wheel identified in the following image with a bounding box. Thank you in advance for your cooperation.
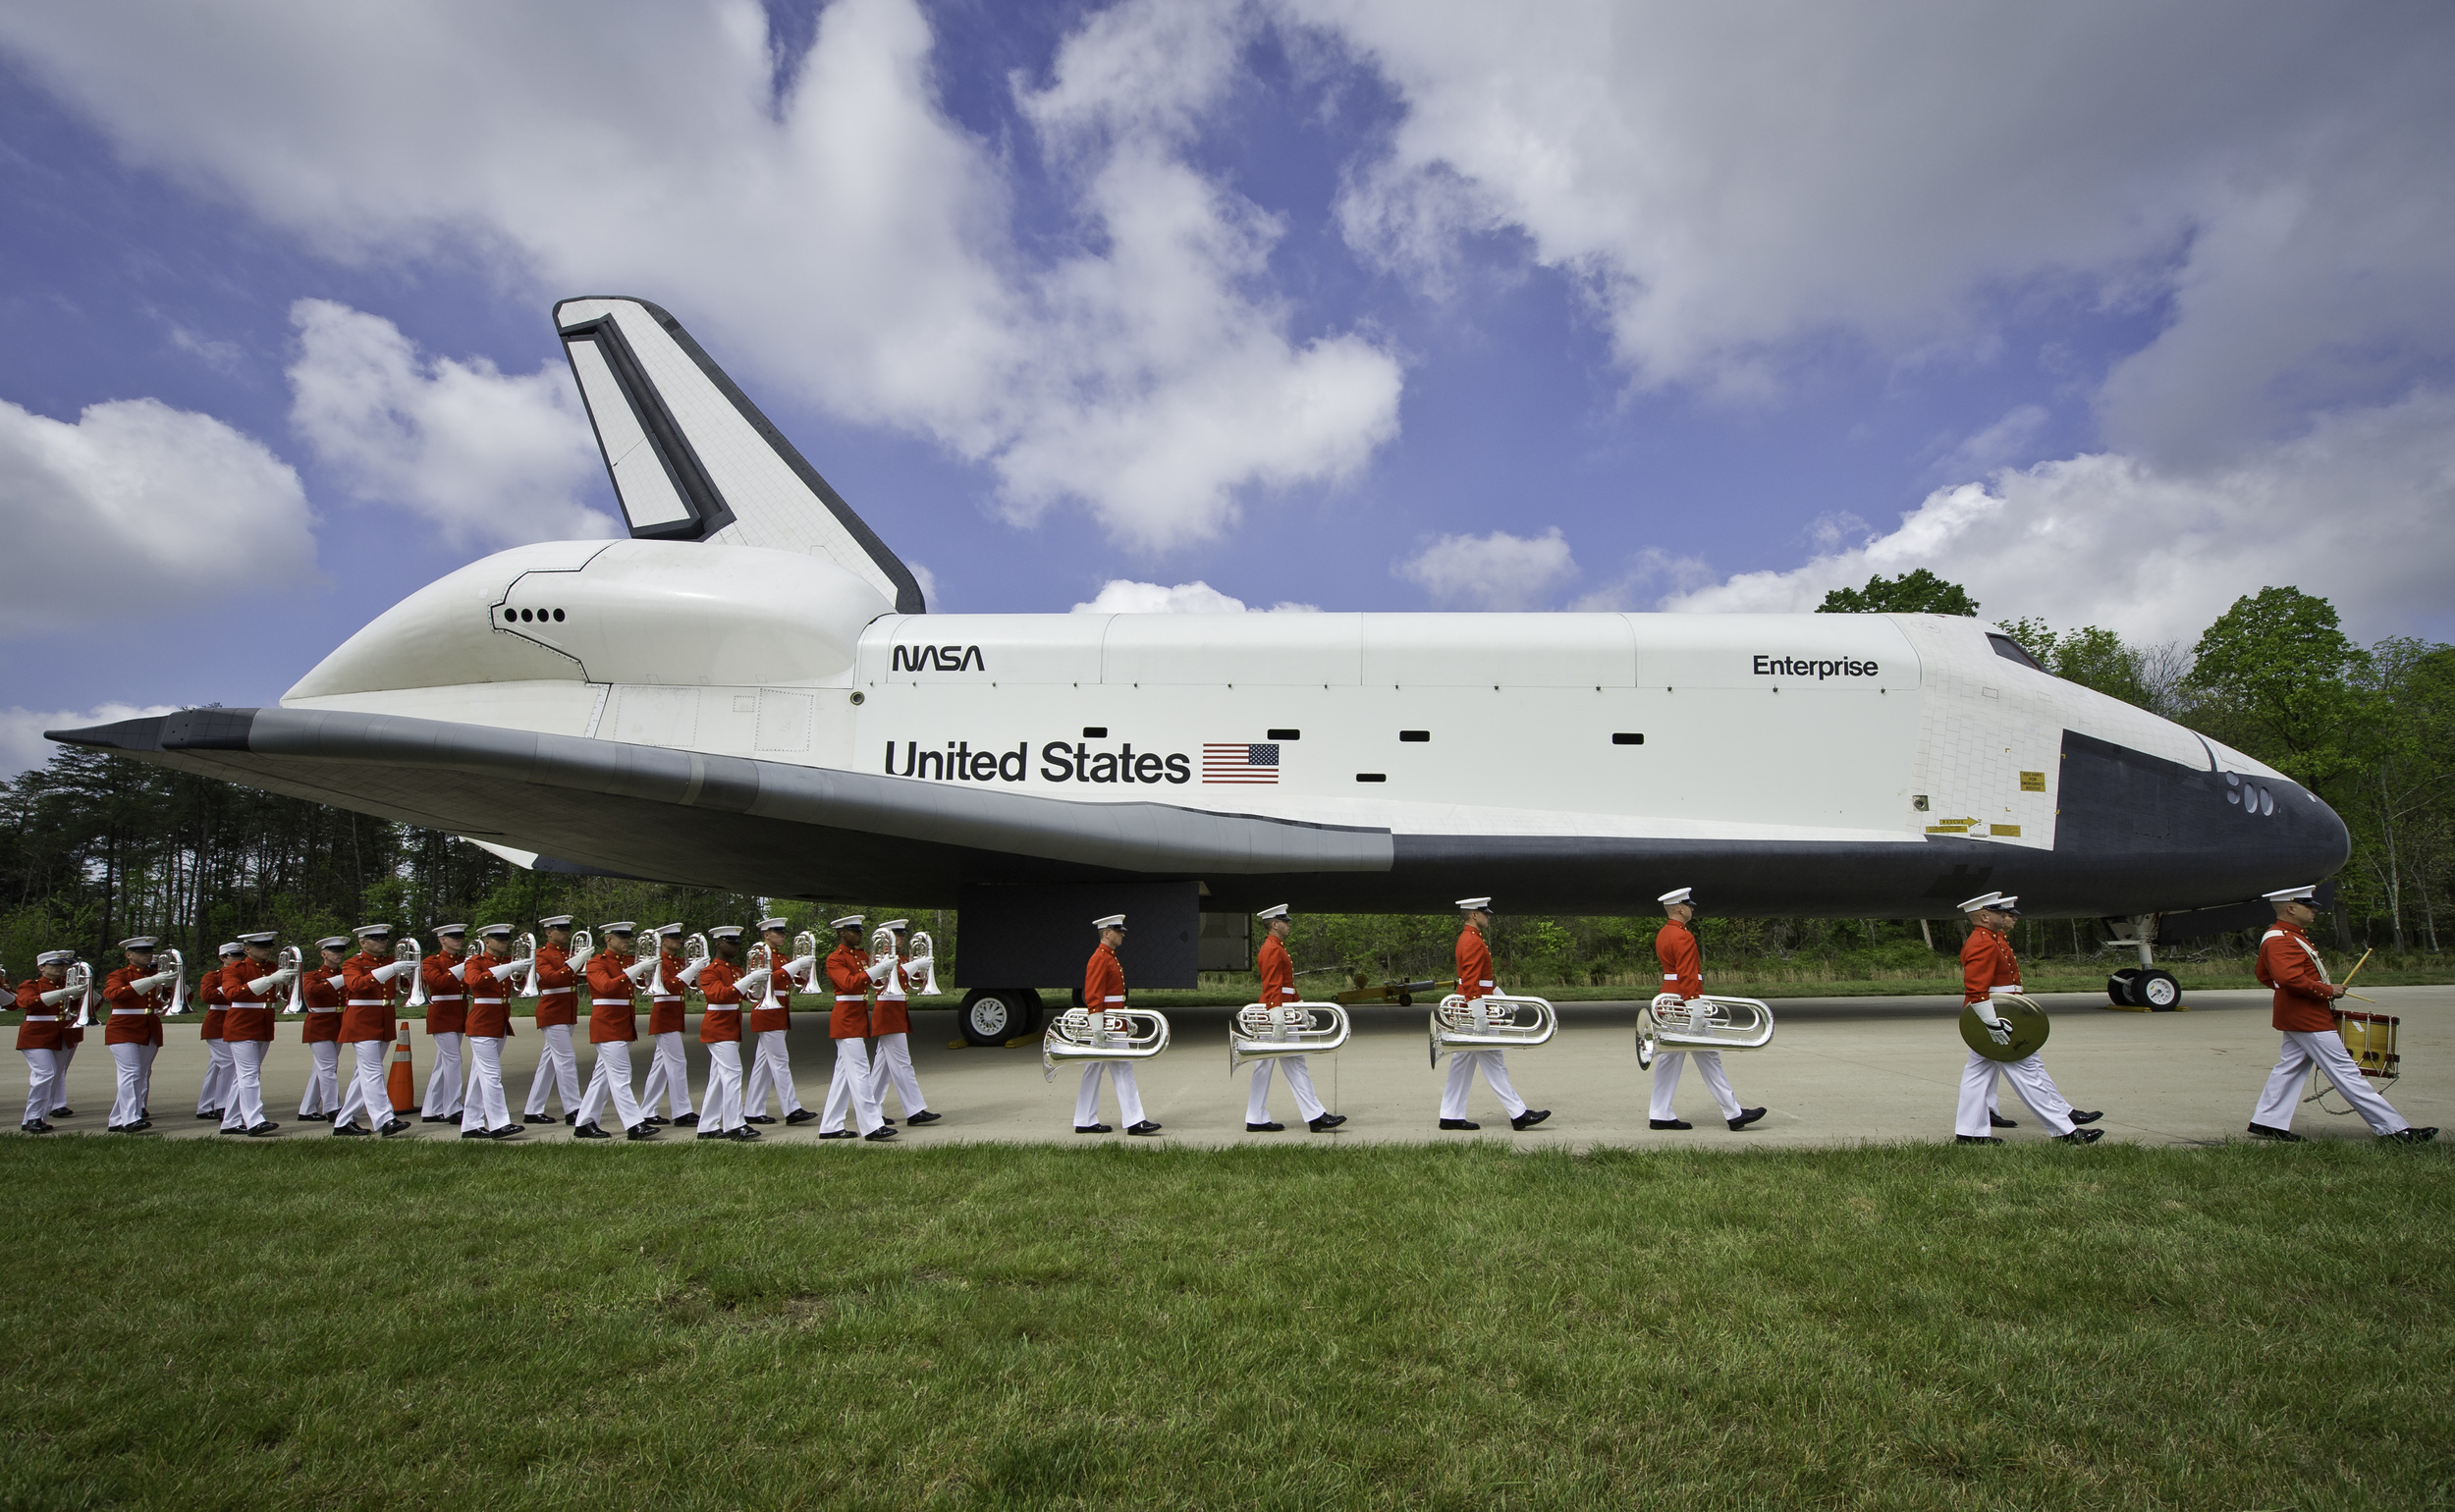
[2136,969,2182,1010]
[958,989,1045,1047]
[2106,969,2145,1007]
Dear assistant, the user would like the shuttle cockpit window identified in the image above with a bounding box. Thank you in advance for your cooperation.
[1985,633,2045,672]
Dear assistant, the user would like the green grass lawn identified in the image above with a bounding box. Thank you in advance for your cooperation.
[5,1139,2448,1510]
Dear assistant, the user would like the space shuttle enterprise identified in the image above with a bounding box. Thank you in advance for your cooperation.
[56,297,2347,1035]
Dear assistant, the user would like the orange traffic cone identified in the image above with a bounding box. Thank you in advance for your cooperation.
[387,1019,416,1112]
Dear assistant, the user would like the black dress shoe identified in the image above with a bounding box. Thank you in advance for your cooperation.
[51,1108,74,1118]
[332,1123,371,1137]
[642,1116,668,1126]
[1246,1121,1284,1132]
[1308,1112,1347,1131]
[2384,1126,2438,1144]
[461,1127,492,1139]
[881,1116,899,1125]
[1728,1107,1768,1131]
[745,1115,776,1125]
[2246,1122,2305,1142]
[1438,1117,1479,1130]
[489,1125,525,1139]
[818,1129,856,1139]
[1649,1118,1691,1130]
[728,1127,762,1142]
[131,1118,152,1131]
[524,1114,555,1124]
[1125,1120,1162,1136]
[573,1122,612,1140]
[674,1112,699,1126]
[196,1110,220,1120]
[786,1109,819,1125]
[905,1110,942,1125]
[863,1127,898,1142]
[2069,1109,2103,1125]
[2059,1127,2104,1145]
[21,1121,50,1135]
[626,1123,659,1140]
[246,1122,282,1137]
[696,1129,728,1140]
[1990,1110,2018,1128]
[1511,1108,1552,1131]
[378,1119,413,1138]
[421,1114,456,1123]
[1956,1134,2004,1145]
[1075,1123,1113,1134]
[564,1111,576,1125]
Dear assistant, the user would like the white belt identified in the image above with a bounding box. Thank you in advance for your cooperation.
[651,995,681,1003]
[23,1014,58,1023]
[590,999,633,1008]
[1101,995,1123,1004]
[307,1006,342,1014]
[471,998,503,1006]
[835,995,865,1002]
[427,994,464,1002]
[878,994,905,1001]
[1478,980,1495,988]
[110,1007,152,1015]
[346,999,387,1007]
[1988,985,2024,996]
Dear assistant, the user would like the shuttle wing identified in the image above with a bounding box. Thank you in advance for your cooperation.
[48,708,1391,901]
[552,296,927,614]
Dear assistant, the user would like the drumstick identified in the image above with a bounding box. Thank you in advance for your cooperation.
[2337,947,2373,991]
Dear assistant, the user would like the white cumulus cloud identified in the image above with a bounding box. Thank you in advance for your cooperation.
[1,702,181,777]
[1071,578,1317,613]
[0,396,313,636]
[287,299,617,548]
[1393,526,1577,610]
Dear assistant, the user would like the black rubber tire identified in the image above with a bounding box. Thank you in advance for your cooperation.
[2136,969,2183,1010]
[2106,969,2144,1006]
[958,989,1041,1046]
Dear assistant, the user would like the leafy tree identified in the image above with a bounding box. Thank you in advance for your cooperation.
[2182,586,2371,786]
[1817,568,1979,616]
[1995,618,2162,710]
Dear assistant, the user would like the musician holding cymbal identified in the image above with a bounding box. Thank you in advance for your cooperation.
[1440,899,1549,1132]
[2246,885,2434,1143]
[1244,904,1341,1133]
[1647,889,1766,1133]
[1954,892,2100,1145]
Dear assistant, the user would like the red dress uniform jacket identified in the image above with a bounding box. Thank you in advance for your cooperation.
[871,952,911,1038]
[748,949,796,1035]
[340,952,398,1044]
[584,952,638,1044]
[102,964,168,1047]
[14,977,67,1053]
[422,952,467,1034]
[199,964,229,1041]
[647,954,686,1037]
[221,960,277,1043]
[300,965,345,1042]
[1455,926,1495,1002]
[1960,928,2020,1005]
[697,959,744,1045]
[1257,934,1294,1007]
[1084,943,1125,1012]
[2256,919,2338,1033]
[530,942,578,1028]
[1655,920,1703,1001]
[825,946,872,1039]
[462,954,514,1039]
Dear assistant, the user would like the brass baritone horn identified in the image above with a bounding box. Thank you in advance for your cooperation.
[159,947,189,1016]
[683,933,710,968]
[280,945,306,1014]
[1228,999,1351,1073]
[67,960,94,1029]
[1428,992,1557,1068]
[869,925,899,975]
[516,932,541,999]
[1634,994,1775,1070]
[907,930,941,997]
[397,938,428,1009]
[1043,1004,1172,1079]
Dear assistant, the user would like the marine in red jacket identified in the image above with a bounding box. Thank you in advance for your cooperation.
[519,915,584,1126]
[863,920,939,1128]
[739,918,813,1124]
[817,917,892,1139]
[296,937,349,1121]
[334,926,413,1136]
[457,924,528,1140]
[2246,887,2431,1142]
[415,926,470,1124]
[1438,899,1545,1133]
[1646,889,1763,1133]
[571,923,656,1140]
[217,932,292,1135]
[689,927,756,1140]
[1950,893,2097,1145]
[15,951,81,1133]
[193,944,241,1121]
[636,924,696,1126]
[1240,904,1338,1134]
[1069,914,1155,1136]
[101,937,176,1131]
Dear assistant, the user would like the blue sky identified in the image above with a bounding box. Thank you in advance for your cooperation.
[4,1,2452,770]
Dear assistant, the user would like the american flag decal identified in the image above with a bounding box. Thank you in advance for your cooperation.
[1202,742,1280,783]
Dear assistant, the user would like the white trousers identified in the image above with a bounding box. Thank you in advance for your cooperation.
[866,1031,928,1117]
[136,1040,157,1113]
[1651,1051,1741,1122]
[638,1030,694,1117]
[197,1039,233,1113]
[821,1038,886,1134]
[699,1041,745,1133]
[461,1038,510,1133]
[300,1041,341,1116]
[2253,1030,2409,1136]
[51,1043,74,1112]
[21,1048,58,1126]
[1956,1051,2076,1137]
[420,1031,464,1117]
[576,1040,644,1131]
[742,1028,805,1117]
[336,1040,392,1128]
[1074,1061,1145,1127]
[1246,1057,1324,1123]
[1440,1051,1526,1120]
[110,1042,153,1126]
[220,1040,268,1130]
[522,1024,580,1116]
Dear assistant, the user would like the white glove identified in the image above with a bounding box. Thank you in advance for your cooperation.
[786,953,816,978]
[489,956,531,981]
[625,955,661,986]
[905,954,932,975]
[866,957,896,984]
[736,967,773,994]
[1973,1001,2011,1044]
[571,948,596,974]
[324,973,348,990]
[40,984,80,1006]
[679,959,709,986]
[371,960,410,984]
[256,966,300,990]
[132,969,178,993]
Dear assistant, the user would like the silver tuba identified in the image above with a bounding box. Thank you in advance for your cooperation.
[397,938,428,1009]
[570,927,596,964]
[907,930,942,997]
[745,941,776,1009]
[280,945,306,1014]
[66,960,95,1029]
[1043,1003,1172,1079]
[1229,999,1350,1073]
[1428,992,1557,1067]
[159,947,190,1016]
[516,932,541,999]
[869,924,900,981]
[683,932,710,970]
[1634,994,1774,1069]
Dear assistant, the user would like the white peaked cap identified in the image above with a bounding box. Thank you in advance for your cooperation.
[1658,888,1693,907]
[36,949,74,965]
[1456,897,1492,912]
[217,942,245,957]
[119,936,157,949]
[1957,891,2005,913]
[709,925,744,940]
[599,921,637,935]
[433,923,467,937]
[880,918,910,932]
[2264,885,2319,902]
[354,924,392,938]
[238,931,278,945]
[655,923,684,938]
[756,917,789,932]
[537,915,574,929]
[1255,903,1289,921]
[477,924,515,939]
[316,936,351,950]
[830,915,864,931]
[1094,913,1127,930]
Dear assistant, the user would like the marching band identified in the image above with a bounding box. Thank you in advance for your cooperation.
[9,888,2436,1146]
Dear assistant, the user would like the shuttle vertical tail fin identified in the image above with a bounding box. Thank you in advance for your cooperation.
[552,296,925,613]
